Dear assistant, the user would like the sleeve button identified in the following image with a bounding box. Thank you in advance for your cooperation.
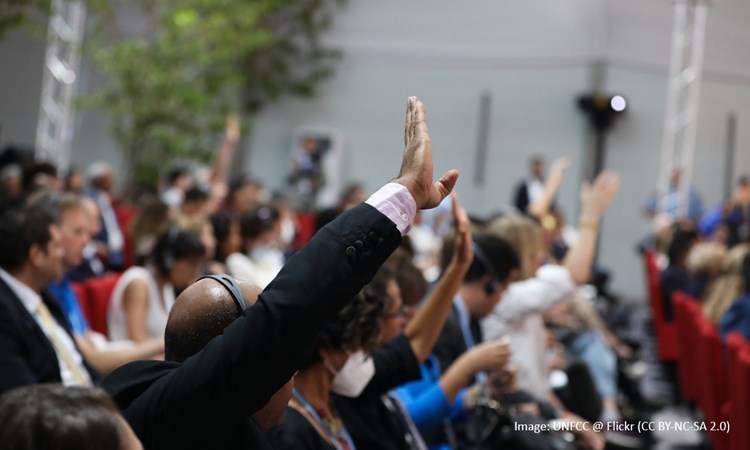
[346,246,357,256]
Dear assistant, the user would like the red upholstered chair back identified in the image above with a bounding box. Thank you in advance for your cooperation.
[726,333,750,450]
[82,273,121,336]
[70,281,91,328]
[644,250,678,361]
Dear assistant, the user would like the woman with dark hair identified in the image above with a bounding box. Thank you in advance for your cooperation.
[209,211,242,264]
[226,204,284,288]
[107,228,205,342]
[266,269,392,450]
[0,384,142,450]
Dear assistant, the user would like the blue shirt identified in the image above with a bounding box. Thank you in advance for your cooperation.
[719,294,750,342]
[644,187,703,223]
[393,355,468,450]
[48,278,90,336]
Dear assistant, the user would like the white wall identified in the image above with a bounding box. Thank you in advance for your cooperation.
[2,0,750,299]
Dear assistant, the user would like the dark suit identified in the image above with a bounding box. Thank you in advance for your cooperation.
[514,181,531,214]
[102,203,402,449]
[0,279,96,393]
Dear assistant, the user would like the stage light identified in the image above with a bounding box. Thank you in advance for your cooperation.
[610,95,627,112]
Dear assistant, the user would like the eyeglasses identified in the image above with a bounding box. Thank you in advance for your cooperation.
[382,305,410,320]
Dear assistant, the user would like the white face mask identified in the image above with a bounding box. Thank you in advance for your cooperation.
[326,350,375,398]
[279,219,296,246]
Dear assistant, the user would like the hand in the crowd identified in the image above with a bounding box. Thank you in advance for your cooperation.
[579,171,620,220]
[225,114,240,146]
[488,364,518,397]
[394,96,459,209]
[464,340,511,375]
[546,158,570,191]
[450,193,473,270]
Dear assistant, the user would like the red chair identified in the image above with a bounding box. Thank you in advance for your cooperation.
[70,281,92,328]
[115,206,137,269]
[291,213,316,251]
[698,320,728,450]
[673,292,700,402]
[83,274,121,337]
[644,251,679,361]
[725,333,750,450]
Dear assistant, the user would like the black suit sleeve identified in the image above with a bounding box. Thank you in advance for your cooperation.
[0,283,63,393]
[122,203,402,445]
[355,334,420,401]
[0,304,41,391]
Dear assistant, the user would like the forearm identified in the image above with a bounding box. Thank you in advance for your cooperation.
[76,335,163,375]
[528,184,558,218]
[438,353,475,405]
[405,262,466,362]
[210,139,235,184]
[562,218,599,285]
[166,203,403,419]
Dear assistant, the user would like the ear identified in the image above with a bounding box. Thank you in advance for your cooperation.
[319,348,347,372]
[28,244,45,268]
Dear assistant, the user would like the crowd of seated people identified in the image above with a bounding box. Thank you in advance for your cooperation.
[1,95,735,450]
[638,174,750,450]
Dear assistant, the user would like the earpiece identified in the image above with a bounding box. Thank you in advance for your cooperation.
[472,243,500,295]
[198,274,248,314]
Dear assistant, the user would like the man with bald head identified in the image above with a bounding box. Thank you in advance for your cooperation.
[102,97,459,449]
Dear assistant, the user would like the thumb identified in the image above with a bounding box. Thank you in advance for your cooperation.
[433,170,459,203]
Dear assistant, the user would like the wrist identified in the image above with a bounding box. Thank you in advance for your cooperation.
[393,178,421,208]
[577,215,600,231]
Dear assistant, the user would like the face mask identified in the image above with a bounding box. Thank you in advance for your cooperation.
[279,219,296,246]
[250,246,274,262]
[326,350,375,398]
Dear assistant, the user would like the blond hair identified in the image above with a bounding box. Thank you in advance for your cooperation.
[703,244,750,323]
[486,215,541,281]
[687,242,726,278]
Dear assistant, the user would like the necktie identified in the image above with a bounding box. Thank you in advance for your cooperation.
[36,301,89,385]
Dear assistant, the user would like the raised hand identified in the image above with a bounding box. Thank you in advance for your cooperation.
[546,158,571,191]
[394,96,459,209]
[464,339,511,374]
[225,114,240,146]
[450,193,473,270]
[580,171,620,220]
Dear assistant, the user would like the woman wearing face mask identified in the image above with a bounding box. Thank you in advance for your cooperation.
[265,270,390,450]
[226,204,284,288]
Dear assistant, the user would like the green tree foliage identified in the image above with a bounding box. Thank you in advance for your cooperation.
[0,0,50,38]
[85,0,344,188]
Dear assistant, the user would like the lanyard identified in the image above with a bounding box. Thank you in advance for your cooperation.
[453,296,487,383]
[292,389,356,450]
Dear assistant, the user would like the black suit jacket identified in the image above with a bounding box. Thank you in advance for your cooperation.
[514,181,530,214]
[102,203,402,449]
[0,278,97,393]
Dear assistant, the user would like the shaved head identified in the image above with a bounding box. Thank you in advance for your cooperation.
[164,277,262,362]
[163,276,292,430]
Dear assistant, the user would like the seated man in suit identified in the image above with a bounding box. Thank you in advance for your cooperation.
[46,193,163,375]
[0,202,97,393]
[101,96,459,449]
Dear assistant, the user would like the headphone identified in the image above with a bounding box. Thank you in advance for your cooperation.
[197,274,248,314]
[472,243,500,296]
